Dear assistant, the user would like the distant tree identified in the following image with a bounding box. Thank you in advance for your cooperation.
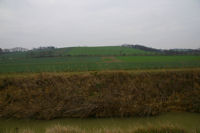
[0,48,2,55]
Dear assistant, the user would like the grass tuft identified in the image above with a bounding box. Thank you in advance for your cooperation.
[46,125,83,133]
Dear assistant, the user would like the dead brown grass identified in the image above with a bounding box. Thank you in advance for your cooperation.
[0,69,200,119]
[45,125,83,133]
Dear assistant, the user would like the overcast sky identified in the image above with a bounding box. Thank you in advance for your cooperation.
[0,0,200,49]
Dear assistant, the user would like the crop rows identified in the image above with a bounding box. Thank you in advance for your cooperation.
[0,56,200,73]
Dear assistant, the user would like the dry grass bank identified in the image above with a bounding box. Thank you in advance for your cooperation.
[0,69,200,119]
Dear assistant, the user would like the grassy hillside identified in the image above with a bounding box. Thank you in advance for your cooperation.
[1,46,200,60]
[67,46,154,56]
[0,46,154,59]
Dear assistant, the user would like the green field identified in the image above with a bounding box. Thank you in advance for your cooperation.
[0,112,200,133]
[1,46,199,73]
[0,55,200,73]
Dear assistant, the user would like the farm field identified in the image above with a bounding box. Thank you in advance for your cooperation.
[0,55,200,73]
[0,112,200,133]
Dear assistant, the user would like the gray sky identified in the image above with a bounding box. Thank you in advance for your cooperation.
[0,0,200,49]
